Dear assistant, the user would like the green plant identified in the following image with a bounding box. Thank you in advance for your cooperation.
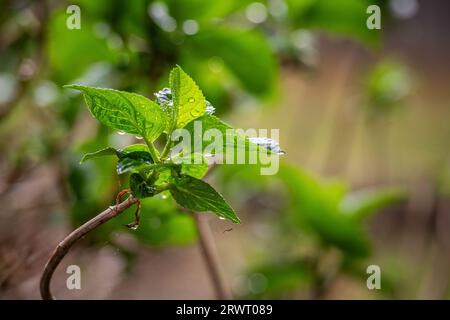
[39,65,278,299]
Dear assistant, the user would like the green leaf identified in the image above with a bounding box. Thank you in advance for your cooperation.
[183,114,278,160]
[179,114,226,156]
[120,144,150,154]
[339,187,406,220]
[129,173,157,199]
[80,147,118,163]
[64,85,167,141]
[80,144,156,174]
[174,57,230,113]
[185,114,232,145]
[173,153,209,179]
[118,161,174,175]
[117,158,151,175]
[170,174,240,223]
[152,152,208,182]
[118,144,154,162]
[81,144,154,164]
[169,66,206,129]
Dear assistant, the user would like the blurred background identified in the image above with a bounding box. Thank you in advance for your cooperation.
[1,0,449,299]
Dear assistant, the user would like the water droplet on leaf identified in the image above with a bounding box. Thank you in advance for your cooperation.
[248,137,285,155]
[117,131,125,135]
[190,109,202,117]
[205,100,216,115]
[154,87,174,110]
[154,87,172,104]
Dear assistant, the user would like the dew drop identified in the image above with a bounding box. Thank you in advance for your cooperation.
[205,100,216,115]
[188,97,195,103]
[117,131,125,135]
[135,136,143,139]
[248,137,285,155]
[219,217,226,220]
[161,193,168,199]
[190,109,202,117]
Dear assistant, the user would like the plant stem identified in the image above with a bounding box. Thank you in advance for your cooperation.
[39,196,138,300]
[143,137,161,164]
[155,182,173,193]
[193,212,231,299]
[160,137,173,160]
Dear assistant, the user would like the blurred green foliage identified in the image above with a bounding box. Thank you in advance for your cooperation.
[248,261,314,298]
[280,165,405,257]
[219,163,405,297]
[286,0,380,45]
[364,59,412,117]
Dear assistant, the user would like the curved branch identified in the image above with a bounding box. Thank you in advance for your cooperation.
[193,213,231,299]
[40,195,138,300]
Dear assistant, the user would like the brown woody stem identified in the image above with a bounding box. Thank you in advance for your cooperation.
[193,212,231,299]
[39,195,138,300]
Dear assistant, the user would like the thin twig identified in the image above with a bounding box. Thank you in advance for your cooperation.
[39,195,138,300]
[193,212,231,299]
